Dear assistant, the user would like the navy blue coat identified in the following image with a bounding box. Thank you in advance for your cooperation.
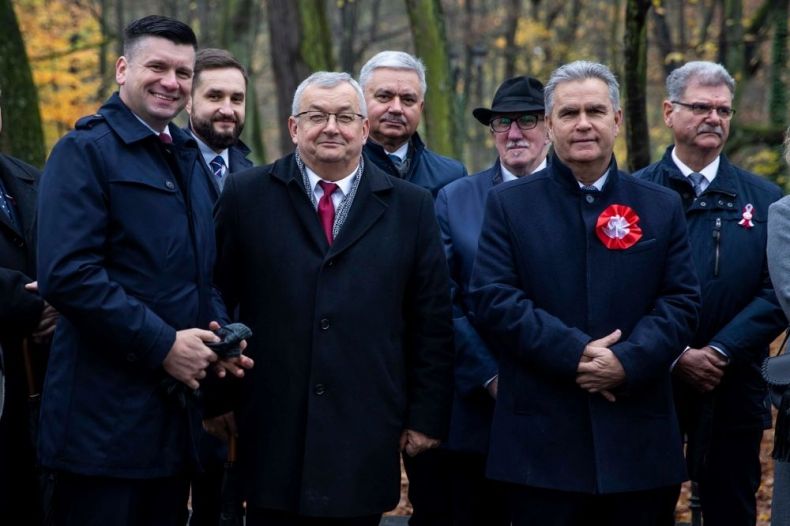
[212,154,453,516]
[36,93,225,478]
[635,148,786,431]
[435,159,505,454]
[469,154,700,493]
[364,132,467,197]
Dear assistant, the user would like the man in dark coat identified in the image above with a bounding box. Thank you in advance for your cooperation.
[0,94,57,526]
[184,47,253,526]
[186,47,252,198]
[434,75,549,526]
[36,16,251,526]
[359,50,466,198]
[634,61,786,526]
[358,49,464,526]
[210,71,453,526]
[469,61,701,526]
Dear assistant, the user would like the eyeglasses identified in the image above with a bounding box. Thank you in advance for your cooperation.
[294,110,365,127]
[490,114,543,133]
[671,101,736,119]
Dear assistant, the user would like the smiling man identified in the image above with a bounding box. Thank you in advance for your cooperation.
[187,48,251,195]
[635,61,785,526]
[210,71,452,526]
[36,15,252,526]
[468,61,700,525]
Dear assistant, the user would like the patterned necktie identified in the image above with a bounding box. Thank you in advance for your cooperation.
[581,185,599,193]
[388,154,404,175]
[318,181,339,245]
[688,172,706,197]
[210,155,226,182]
[158,132,172,144]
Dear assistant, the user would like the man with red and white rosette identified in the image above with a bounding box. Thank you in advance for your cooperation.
[468,61,701,526]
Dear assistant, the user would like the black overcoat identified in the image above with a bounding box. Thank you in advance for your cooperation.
[213,153,453,517]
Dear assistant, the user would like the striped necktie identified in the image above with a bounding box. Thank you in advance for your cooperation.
[210,156,226,183]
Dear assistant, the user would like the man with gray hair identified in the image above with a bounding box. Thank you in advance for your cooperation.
[635,60,785,526]
[210,71,453,525]
[359,50,466,197]
[469,60,700,525]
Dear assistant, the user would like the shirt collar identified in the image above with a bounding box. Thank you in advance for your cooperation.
[385,141,409,161]
[191,131,229,168]
[500,157,547,183]
[577,169,609,190]
[133,113,171,139]
[306,164,359,196]
[671,146,720,184]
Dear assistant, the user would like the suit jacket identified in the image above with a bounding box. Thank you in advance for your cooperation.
[364,132,467,197]
[469,153,700,493]
[213,153,453,517]
[769,195,790,321]
[435,159,504,454]
[635,148,785,431]
[37,93,225,478]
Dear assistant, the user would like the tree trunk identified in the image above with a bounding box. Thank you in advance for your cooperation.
[298,0,335,71]
[267,0,312,155]
[768,0,788,127]
[623,0,651,172]
[502,0,522,79]
[0,0,45,167]
[405,0,460,159]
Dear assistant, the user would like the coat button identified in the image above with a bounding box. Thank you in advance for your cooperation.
[727,202,733,208]
[12,237,24,248]
[585,195,595,203]
[314,383,326,395]
[683,193,691,200]
[327,259,334,267]
[700,201,707,207]
[165,181,175,190]
[320,318,330,330]
[126,352,137,362]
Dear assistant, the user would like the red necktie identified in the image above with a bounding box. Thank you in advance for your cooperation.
[317,181,338,244]
[158,132,172,144]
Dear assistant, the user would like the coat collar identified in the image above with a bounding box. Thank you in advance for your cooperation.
[99,93,197,149]
[659,146,738,199]
[549,151,620,195]
[271,152,393,255]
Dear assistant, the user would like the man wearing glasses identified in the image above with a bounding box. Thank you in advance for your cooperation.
[430,76,549,525]
[635,61,785,526]
[210,71,453,525]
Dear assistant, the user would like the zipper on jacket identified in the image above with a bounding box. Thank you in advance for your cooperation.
[713,217,721,277]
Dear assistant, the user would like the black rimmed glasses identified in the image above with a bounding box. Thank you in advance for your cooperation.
[671,101,736,119]
[294,110,365,127]
[490,114,543,133]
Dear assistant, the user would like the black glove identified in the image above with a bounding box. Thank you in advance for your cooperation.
[205,322,253,359]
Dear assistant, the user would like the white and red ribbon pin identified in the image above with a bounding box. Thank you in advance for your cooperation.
[595,204,643,250]
[738,204,754,229]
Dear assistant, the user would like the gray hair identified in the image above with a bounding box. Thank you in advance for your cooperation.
[545,61,620,113]
[358,51,427,97]
[291,72,367,117]
[666,61,735,101]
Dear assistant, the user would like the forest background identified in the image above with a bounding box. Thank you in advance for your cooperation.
[1,0,790,188]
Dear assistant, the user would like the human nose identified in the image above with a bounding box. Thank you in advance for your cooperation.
[388,97,403,113]
[322,113,340,132]
[159,69,178,90]
[576,112,592,130]
[507,120,523,139]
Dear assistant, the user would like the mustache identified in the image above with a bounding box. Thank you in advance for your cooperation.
[381,113,407,125]
[697,124,723,136]
[506,140,530,149]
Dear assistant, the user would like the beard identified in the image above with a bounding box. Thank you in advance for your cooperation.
[191,113,244,150]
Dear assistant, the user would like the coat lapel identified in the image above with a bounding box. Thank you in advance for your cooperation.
[329,162,391,256]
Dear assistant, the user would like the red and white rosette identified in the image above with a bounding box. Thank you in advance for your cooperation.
[738,204,754,229]
[595,204,643,250]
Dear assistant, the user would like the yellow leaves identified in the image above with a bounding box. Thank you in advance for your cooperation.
[13,0,103,151]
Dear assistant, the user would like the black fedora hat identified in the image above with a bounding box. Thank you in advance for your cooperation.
[473,76,545,125]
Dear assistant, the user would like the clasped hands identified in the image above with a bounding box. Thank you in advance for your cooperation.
[673,346,727,392]
[576,329,625,402]
[163,321,254,390]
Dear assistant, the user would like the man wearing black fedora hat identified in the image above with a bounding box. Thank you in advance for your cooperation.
[431,76,549,526]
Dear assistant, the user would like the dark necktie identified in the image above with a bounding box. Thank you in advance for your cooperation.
[688,172,706,197]
[210,155,226,184]
[158,132,173,144]
[318,181,339,245]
